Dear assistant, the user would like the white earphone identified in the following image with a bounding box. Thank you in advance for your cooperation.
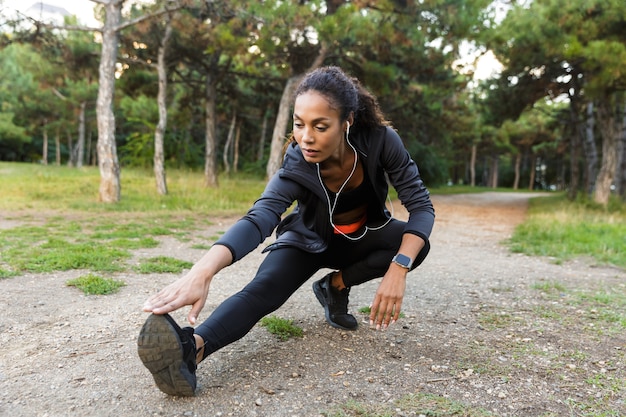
[315,122,395,241]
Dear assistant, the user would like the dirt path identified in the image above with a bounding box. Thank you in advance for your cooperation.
[0,192,624,417]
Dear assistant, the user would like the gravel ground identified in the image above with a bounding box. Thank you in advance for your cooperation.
[0,192,624,417]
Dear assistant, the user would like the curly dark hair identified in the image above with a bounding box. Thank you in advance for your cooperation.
[293,66,389,133]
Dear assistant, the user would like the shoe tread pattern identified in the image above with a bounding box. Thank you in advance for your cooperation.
[137,314,195,397]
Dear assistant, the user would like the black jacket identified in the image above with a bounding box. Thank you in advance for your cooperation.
[215,126,435,263]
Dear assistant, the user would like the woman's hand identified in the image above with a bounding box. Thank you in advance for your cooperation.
[369,233,425,330]
[143,271,211,325]
[142,244,232,325]
[369,263,407,330]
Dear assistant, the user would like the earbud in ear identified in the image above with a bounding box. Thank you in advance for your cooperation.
[346,121,350,128]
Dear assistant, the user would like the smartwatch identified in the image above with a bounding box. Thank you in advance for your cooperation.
[392,253,413,269]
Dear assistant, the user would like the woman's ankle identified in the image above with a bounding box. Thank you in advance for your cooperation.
[193,334,205,364]
[330,271,346,291]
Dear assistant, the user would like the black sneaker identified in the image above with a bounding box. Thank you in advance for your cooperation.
[137,313,197,396]
[312,272,358,330]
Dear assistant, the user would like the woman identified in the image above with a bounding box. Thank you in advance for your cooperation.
[138,66,435,396]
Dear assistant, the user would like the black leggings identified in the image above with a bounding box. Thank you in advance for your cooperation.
[195,219,429,357]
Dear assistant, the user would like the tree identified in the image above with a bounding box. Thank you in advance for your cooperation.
[0,41,61,163]
[153,15,173,194]
[501,102,560,190]
[0,44,38,160]
[241,0,331,180]
[120,1,177,194]
[94,0,123,202]
[58,16,100,167]
[87,0,185,202]
[163,0,257,187]
[487,0,626,205]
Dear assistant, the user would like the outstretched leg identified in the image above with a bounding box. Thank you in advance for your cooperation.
[138,247,320,395]
[193,247,320,359]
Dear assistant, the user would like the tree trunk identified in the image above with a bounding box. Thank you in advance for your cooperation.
[154,17,172,196]
[42,119,48,165]
[266,75,300,180]
[490,155,499,188]
[266,47,327,179]
[96,0,122,202]
[77,101,86,168]
[582,101,598,196]
[67,129,75,167]
[87,130,93,166]
[568,134,581,199]
[257,110,269,162]
[559,156,567,191]
[528,155,537,191]
[469,143,476,187]
[593,96,619,206]
[513,152,521,190]
[234,123,240,173]
[204,74,218,187]
[481,156,489,186]
[568,103,582,200]
[55,128,61,165]
[617,102,626,199]
[223,112,236,174]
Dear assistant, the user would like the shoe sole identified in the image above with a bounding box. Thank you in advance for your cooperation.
[312,280,357,331]
[137,314,196,396]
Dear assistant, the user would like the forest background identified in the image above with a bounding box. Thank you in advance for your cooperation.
[0,0,625,208]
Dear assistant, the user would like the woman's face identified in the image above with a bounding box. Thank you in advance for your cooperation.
[292,91,346,164]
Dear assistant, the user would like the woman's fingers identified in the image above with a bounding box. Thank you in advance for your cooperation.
[369,297,401,330]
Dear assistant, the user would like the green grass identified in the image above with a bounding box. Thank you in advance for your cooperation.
[358,305,406,319]
[322,392,493,417]
[529,279,626,334]
[134,256,194,274]
[0,165,220,275]
[66,274,126,295]
[477,311,519,329]
[508,195,626,268]
[0,268,19,279]
[0,219,171,274]
[0,161,265,214]
[259,315,303,341]
[429,184,531,195]
[9,238,131,273]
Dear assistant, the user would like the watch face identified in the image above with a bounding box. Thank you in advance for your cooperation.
[394,254,411,267]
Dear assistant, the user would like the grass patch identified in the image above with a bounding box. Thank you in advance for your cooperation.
[0,268,19,279]
[509,195,626,268]
[66,274,126,295]
[190,243,212,250]
[322,392,493,417]
[566,398,625,417]
[429,184,530,195]
[0,212,200,275]
[358,306,406,318]
[0,162,264,214]
[0,162,261,276]
[259,315,303,341]
[134,256,193,274]
[110,237,160,249]
[9,239,131,273]
[477,311,518,329]
[532,281,567,294]
[531,280,626,332]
